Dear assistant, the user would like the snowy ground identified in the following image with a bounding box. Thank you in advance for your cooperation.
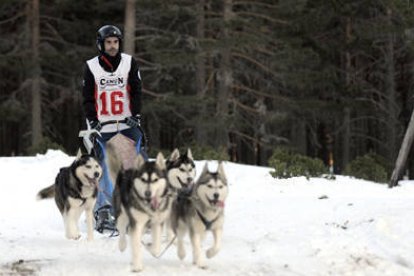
[0,150,413,275]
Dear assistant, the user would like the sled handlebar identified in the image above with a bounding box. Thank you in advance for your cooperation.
[100,119,126,126]
[100,119,149,149]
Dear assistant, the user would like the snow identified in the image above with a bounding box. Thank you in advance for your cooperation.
[1,150,413,275]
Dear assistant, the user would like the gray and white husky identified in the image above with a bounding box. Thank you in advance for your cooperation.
[170,162,229,269]
[37,155,102,241]
[113,153,170,272]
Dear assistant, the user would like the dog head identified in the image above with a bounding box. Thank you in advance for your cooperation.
[73,155,102,189]
[166,148,196,191]
[131,152,168,210]
[195,162,228,209]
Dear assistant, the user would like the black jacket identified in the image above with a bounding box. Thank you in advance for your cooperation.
[82,52,142,122]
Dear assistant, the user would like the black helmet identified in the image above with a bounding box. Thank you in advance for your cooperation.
[96,25,123,53]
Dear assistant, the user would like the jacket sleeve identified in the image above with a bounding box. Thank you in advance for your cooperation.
[82,63,98,122]
[128,57,142,116]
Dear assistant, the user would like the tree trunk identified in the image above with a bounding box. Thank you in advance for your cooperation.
[123,0,136,55]
[342,17,352,170]
[342,107,351,170]
[195,0,207,145]
[31,0,42,148]
[215,0,232,149]
[390,109,414,187]
[385,8,397,161]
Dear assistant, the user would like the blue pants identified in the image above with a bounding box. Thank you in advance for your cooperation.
[94,127,148,211]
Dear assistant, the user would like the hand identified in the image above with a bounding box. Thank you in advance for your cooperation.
[89,120,102,131]
[125,114,141,128]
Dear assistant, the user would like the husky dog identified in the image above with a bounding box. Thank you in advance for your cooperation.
[165,148,196,241]
[170,162,229,269]
[113,153,171,272]
[37,155,102,241]
[166,148,196,192]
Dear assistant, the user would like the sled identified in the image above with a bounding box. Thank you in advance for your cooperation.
[78,119,148,194]
[79,119,147,159]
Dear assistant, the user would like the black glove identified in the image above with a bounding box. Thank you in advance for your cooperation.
[125,114,141,128]
[89,120,102,131]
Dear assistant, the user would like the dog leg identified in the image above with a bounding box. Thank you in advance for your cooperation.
[65,208,81,240]
[130,222,146,272]
[150,222,162,256]
[85,199,96,241]
[176,221,187,260]
[166,219,175,243]
[117,210,129,252]
[206,227,222,258]
[190,231,206,269]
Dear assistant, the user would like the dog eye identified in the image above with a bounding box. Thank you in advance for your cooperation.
[141,177,147,182]
[152,178,159,182]
[85,165,91,169]
[207,184,213,188]
[179,168,185,172]
[219,185,224,189]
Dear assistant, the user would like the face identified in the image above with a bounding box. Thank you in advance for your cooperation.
[75,156,102,189]
[104,37,119,57]
[196,163,228,209]
[167,162,195,190]
[132,152,167,210]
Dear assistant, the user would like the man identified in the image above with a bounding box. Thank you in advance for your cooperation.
[81,25,146,233]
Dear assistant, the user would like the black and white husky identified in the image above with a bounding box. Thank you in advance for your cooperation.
[113,153,170,272]
[166,148,196,193]
[170,162,229,269]
[165,148,196,239]
[37,155,102,241]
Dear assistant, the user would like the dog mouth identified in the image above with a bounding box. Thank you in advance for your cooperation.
[145,197,159,210]
[207,197,225,208]
[85,175,99,188]
[177,176,193,189]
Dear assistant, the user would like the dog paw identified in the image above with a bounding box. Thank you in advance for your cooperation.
[66,233,81,240]
[194,260,207,269]
[87,235,94,242]
[119,238,127,252]
[131,263,143,272]
[177,247,186,260]
[206,248,218,258]
[149,246,160,257]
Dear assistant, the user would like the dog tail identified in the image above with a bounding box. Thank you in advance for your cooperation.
[36,185,55,200]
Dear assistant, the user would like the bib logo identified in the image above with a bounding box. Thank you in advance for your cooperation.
[99,77,125,89]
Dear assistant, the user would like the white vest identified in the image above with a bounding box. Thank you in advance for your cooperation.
[87,53,133,133]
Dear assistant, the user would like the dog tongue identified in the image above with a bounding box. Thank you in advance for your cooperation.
[88,178,99,189]
[217,200,225,208]
[151,197,159,210]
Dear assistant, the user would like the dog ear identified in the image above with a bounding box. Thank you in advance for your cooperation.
[133,154,145,169]
[156,152,166,170]
[169,148,180,162]
[217,161,227,182]
[187,148,193,160]
[201,162,209,176]
[75,149,82,160]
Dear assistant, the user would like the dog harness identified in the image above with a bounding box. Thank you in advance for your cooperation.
[195,209,220,230]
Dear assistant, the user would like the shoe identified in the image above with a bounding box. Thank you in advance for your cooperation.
[94,205,118,236]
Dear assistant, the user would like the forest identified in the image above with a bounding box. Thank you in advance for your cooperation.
[1,0,414,175]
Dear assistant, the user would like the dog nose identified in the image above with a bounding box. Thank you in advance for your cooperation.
[145,191,152,198]
[94,172,100,178]
[213,193,219,199]
[187,177,193,183]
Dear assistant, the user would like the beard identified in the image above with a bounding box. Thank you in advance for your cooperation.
[106,48,119,56]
